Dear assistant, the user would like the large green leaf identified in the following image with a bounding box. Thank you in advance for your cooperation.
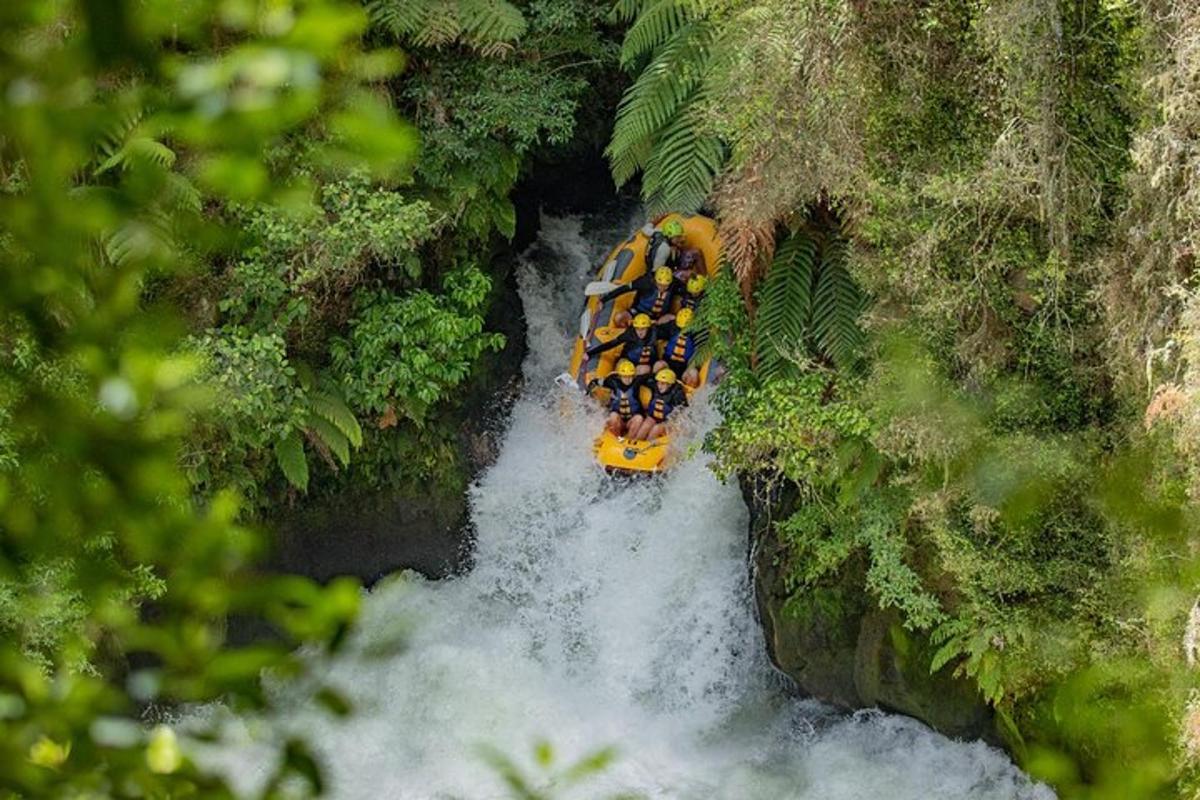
[274,431,309,492]
[756,231,817,378]
[310,390,363,449]
[619,0,707,66]
[640,99,725,214]
[306,413,352,468]
[366,0,525,47]
[608,22,712,181]
[811,237,866,369]
[458,0,526,43]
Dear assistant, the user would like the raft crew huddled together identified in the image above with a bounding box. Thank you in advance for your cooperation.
[585,218,709,442]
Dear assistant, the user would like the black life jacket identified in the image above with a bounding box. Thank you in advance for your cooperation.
[666,331,693,366]
[648,389,678,422]
[608,381,642,418]
[623,332,656,366]
[634,286,672,317]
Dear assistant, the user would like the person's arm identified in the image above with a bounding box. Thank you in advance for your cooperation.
[673,384,688,407]
[586,329,629,358]
[588,373,615,392]
[600,273,652,303]
[600,283,637,303]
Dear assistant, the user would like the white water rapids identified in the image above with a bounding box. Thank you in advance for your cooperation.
[205,210,1054,800]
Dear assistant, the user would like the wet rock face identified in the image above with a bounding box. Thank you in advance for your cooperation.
[268,487,471,584]
[743,474,1000,745]
[748,478,864,709]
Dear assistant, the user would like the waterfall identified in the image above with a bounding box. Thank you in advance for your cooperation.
[202,209,1054,800]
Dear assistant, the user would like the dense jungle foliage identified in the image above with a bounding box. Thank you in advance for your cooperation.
[4,0,1200,797]
[605,0,1200,796]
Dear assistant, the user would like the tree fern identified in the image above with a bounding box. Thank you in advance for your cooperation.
[608,0,726,212]
[366,0,429,39]
[308,388,364,449]
[752,228,866,373]
[94,106,145,171]
[610,0,646,23]
[306,413,352,468]
[458,0,526,44]
[282,366,366,478]
[105,217,173,267]
[163,172,202,215]
[811,237,865,369]
[609,136,654,187]
[756,231,817,378]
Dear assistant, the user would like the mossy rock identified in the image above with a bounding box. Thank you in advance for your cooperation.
[757,557,866,708]
[854,609,998,743]
[744,472,999,744]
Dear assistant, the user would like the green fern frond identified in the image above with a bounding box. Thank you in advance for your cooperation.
[274,431,309,491]
[459,0,526,43]
[619,0,707,67]
[811,237,866,369]
[95,107,146,167]
[163,172,202,214]
[367,0,525,48]
[97,136,177,176]
[416,3,464,46]
[608,22,711,169]
[610,0,646,23]
[756,231,817,378]
[365,0,431,38]
[641,100,725,214]
[104,212,175,266]
[609,136,654,187]
[607,0,724,207]
[93,97,176,179]
[306,413,352,467]
[310,390,364,449]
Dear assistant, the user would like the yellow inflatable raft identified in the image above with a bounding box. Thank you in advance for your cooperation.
[566,213,721,474]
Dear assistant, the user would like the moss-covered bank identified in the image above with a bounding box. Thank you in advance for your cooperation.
[744,475,1001,745]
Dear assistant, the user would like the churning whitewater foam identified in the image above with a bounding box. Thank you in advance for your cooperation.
[205,210,1054,800]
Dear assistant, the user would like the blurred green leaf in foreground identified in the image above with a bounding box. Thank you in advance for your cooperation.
[0,0,414,795]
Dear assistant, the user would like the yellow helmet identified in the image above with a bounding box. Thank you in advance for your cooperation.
[655,368,677,384]
[661,219,684,239]
[687,274,707,294]
[676,307,694,329]
[616,359,636,377]
[654,266,673,286]
[632,313,652,329]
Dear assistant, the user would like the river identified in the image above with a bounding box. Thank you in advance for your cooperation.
[205,209,1053,800]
